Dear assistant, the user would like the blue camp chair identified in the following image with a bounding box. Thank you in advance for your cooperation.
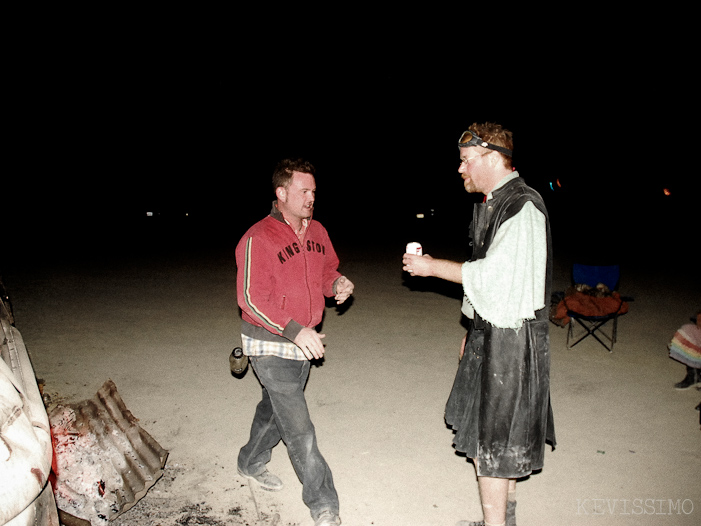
[566,264,628,352]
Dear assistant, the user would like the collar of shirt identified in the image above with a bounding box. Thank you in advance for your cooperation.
[285,218,309,241]
[270,201,310,241]
[485,171,520,202]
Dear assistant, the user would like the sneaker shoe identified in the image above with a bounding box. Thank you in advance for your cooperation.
[314,510,341,526]
[237,467,283,491]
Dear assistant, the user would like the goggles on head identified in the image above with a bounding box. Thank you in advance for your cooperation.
[458,130,513,157]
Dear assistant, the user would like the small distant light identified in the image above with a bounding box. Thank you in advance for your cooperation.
[416,213,425,219]
[663,188,671,196]
[146,211,154,217]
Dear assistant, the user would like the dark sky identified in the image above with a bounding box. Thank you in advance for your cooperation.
[8,21,697,263]
[11,40,535,220]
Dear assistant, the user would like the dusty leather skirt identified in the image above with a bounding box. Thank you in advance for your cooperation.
[445,320,556,478]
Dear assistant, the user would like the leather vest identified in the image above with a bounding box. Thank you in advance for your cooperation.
[469,177,553,328]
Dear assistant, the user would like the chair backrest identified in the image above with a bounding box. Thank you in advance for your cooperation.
[573,264,620,291]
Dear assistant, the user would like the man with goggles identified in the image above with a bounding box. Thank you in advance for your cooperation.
[403,122,555,526]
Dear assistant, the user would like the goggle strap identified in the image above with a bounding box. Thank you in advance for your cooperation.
[459,141,513,157]
[458,131,512,157]
[482,143,513,157]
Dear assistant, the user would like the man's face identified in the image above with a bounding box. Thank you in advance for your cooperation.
[458,146,492,194]
[277,171,316,221]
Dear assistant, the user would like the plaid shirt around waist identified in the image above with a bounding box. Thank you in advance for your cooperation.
[241,333,307,361]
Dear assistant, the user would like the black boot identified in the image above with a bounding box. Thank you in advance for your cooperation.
[506,500,516,526]
[674,366,700,390]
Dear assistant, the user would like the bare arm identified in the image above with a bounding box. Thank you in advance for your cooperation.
[402,254,463,284]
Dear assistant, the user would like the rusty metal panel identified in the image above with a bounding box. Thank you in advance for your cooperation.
[49,380,168,525]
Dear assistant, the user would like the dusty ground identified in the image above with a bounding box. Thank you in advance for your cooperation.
[3,221,700,526]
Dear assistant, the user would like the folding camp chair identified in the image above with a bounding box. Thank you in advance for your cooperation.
[566,264,629,352]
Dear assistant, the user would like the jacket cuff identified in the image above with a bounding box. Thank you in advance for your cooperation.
[282,319,304,342]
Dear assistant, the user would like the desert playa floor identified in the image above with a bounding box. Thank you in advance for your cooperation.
[3,223,700,526]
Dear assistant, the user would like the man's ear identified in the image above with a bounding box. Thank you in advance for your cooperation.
[486,150,499,166]
[275,186,286,202]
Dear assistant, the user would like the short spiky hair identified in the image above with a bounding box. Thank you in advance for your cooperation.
[272,158,316,192]
[468,122,514,169]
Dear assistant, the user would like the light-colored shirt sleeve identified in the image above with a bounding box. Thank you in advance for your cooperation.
[460,201,547,329]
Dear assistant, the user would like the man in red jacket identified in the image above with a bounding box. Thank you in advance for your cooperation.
[235,158,353,526]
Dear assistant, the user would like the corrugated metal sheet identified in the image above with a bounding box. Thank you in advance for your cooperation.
[49,380,168,525]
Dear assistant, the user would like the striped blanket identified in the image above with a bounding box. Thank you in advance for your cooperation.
[669,322,701,369]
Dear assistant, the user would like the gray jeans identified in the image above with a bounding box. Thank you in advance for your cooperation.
[237,355,339,519]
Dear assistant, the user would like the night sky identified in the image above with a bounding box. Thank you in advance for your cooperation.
[7,20,696,270]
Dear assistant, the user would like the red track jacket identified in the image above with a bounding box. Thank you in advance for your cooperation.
[236,203,342,344]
